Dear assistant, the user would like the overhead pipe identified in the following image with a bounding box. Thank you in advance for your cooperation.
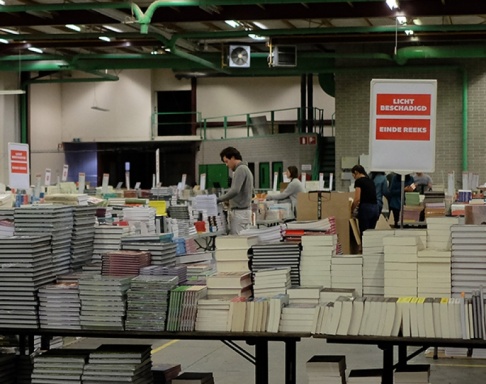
[395,45,486,65]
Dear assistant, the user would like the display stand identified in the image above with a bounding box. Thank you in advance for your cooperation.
[0,328,306,384]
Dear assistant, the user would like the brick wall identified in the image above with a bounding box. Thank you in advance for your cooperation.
[335,66,464,191]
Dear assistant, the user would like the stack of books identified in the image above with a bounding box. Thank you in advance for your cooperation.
[362,229,392,296]
[101,250,151,277]
[78,275,132,330]
[0,354,16,384]
[424,190,446,218]
[14,204,74,276]
[244,297,270,332]
[384,235,423,297]
[300,234,336,286]
[426,216,459,250]
[0,235,54,328]
[125,275,178,331]
[193,194,219,217]
[140,264,187,284]
[305,355,346,384]
[214,235,258,273]
[279,303,317,333]
[70,206,97,271]
[206,271,252,300]
[250,242,301,286]
[32,349,89,383]
[287,286,322,306]
[152,363,181,384]
[82,345,153,383]
[166,285,208,331]
[185,262,216,285]
[122,238,177,267]
[194,298,232,332]
[253,267,291,298]
[38,282,81,329]
[92,225,130,263]
[122,206,157,234]
[331,255,363,296]
[0,208,14,237]
[451,224,486,297]
[417,249,451,297]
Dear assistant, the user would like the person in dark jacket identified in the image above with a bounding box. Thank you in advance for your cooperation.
[350,165,379,236]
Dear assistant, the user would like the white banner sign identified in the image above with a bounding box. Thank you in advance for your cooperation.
[8,142,30,190]
[369,79,437,174]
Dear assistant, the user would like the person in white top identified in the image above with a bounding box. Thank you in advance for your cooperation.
[266,166,305,216]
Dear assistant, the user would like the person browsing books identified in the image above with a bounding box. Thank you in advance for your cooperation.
[265,166,305,217]
[217,146,254,235]
[350,165,379,236]
[389,173,415,228]
[412,172,433,194]
[369,171,389,216]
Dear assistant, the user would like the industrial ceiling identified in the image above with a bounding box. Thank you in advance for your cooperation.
[1,0,486,80]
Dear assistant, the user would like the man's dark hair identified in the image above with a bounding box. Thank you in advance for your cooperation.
[288,166,299,179]
[351,164,368,176]
[220,147,242,162]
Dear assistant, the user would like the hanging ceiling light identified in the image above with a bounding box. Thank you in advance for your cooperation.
[386,0,399,10]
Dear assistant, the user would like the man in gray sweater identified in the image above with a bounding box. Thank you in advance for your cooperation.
[217,147,254,234]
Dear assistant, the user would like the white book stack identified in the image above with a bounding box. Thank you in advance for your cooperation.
[92,225,130,263]
[319,288,357,303]
[384,236,423,297]
[214,235,258,274]
[394,228,427,248]
[193,194,219,217]
[240,225,283,243]
[300,234,336,286]
[253,267,291,298]
[122,206,157,234]
[426,216,460,250]
[347,369,382,384]
[417,249,451,297]
[305,355,346,384]
[331,255,363,296]
[194,298,231,332]
[278,304,317,333]
[287,286,322,306]
[362,229,392,296]
[451,224,486,297]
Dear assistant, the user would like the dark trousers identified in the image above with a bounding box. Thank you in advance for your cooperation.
[358,203,379,235]
[391,208,400,228]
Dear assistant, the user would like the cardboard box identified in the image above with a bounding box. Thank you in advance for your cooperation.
[296,191,358,254]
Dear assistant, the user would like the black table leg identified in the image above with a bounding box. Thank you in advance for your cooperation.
[285,339,297,384]
[28,335,35,355]
[397,344,407,367]
[41,335,50,351]
[18,334,26,355]
[379,343,394,384]
[254,339,268,384]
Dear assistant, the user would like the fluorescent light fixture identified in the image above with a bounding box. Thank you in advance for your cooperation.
[253,21,268,30]
[0,90,25,95]
[0,0,5,5]
[164,47,171,52]
[99,36,111,42]
[103,25,123,33]
[225,20,240,28]
[405,30,414,36]
[66,24,81,32]
[0,28,19,35]
[0,38,8,44]
[397,16,407,24]
[413,18,423,25]
[386,0,399,9]
[249,34,266,41]
[28,47,43,53]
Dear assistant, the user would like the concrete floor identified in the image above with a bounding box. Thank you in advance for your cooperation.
[67,336,486,383]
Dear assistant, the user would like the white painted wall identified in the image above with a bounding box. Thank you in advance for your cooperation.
[60,69,152,142]
[0,73,21,186]
[196,76,335,120]
[30,82,64,184]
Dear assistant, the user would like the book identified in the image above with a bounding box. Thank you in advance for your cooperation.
[216,235,259,249]
[206,272,252,289]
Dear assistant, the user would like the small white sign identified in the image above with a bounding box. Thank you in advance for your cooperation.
[272,171,279,192]
[101,173,109,194]
[329,173,334,191]
[178,174,187,190]
[8,142,30,190]
[301,172,307,189]
[301,164,312,171]
[200,173,206,191]
[62,164,69,182]
[78,172,85,193]
[44,168,52,186]
[134,182,141,190]
[125,171,130,190]
[319,173,325,190]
